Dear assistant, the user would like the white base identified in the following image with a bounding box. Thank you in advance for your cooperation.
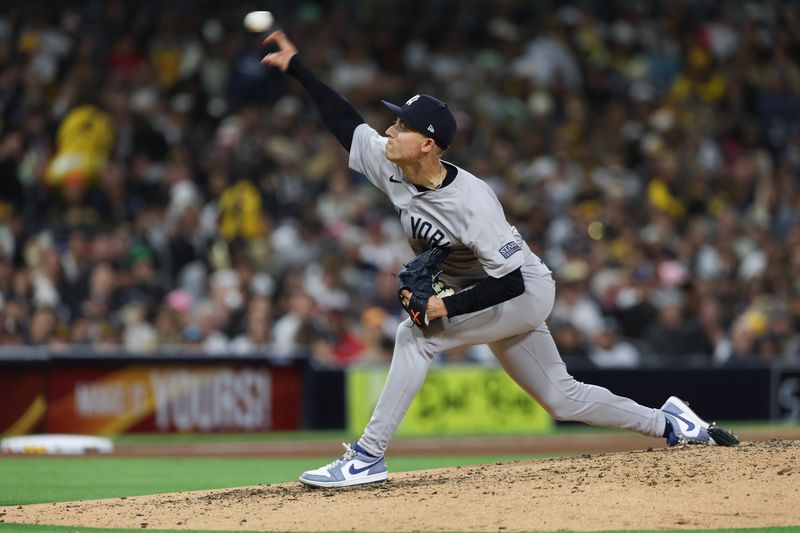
[299,471,388,488]
[1,434,114,455]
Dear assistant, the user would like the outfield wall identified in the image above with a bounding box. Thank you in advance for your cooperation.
[0,352,304,435]
[1,351,799,436]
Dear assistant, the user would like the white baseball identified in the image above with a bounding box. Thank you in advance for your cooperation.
[243,11,274,33]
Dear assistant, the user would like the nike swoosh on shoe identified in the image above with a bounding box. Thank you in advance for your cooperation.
[665,408,696,432]
[348,459,382,475]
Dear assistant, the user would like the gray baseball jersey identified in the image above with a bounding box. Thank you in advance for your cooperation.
[350,123,550,291]
[349,123,666,457]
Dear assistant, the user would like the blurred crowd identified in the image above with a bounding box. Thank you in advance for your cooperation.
[1,0,799,368]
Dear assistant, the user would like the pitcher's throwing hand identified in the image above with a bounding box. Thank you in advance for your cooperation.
[260,31,297,72]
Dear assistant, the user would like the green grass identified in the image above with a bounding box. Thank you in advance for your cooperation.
[0,454,548,506]
[2,454,798,533]
[2,426,798,533]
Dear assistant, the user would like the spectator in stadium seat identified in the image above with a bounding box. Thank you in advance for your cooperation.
[643,289,713,362]
[27,307,57,346]
[0,1,797,365]
[588,318,641,368]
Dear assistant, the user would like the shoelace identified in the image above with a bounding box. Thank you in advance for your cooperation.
[325,443,357,470]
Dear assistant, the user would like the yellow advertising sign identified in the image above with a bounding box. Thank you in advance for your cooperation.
[348,365,553,436]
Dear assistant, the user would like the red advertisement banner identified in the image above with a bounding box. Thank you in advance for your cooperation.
[46,363,301,434]
[0,369,46,435]
[2,361,302,435]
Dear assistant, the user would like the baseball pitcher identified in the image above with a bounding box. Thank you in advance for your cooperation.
[260,31,738,488]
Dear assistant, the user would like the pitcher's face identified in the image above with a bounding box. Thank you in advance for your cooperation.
[384,119,433,164]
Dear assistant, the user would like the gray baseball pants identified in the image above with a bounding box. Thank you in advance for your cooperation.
[358,267,666,457]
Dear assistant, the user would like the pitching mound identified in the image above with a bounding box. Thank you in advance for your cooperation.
[2,440,798,532]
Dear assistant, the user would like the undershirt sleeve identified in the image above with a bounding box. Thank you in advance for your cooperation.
[285,55,364,150]
[441,267,525,317]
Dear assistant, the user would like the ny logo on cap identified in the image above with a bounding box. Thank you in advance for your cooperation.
[405,94,421,106]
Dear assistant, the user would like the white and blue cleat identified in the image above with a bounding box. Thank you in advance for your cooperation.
[299,443,388,488]
[661,396,739,447]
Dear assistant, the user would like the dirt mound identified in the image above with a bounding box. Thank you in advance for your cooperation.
[2,440,799,531]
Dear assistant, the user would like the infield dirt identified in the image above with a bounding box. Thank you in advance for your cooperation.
[2,439,799,531]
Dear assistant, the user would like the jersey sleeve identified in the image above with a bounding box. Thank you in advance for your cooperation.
[463,189,526,278]
[348,123,393,190]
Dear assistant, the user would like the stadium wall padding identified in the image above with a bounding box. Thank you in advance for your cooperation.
[1,355,799,435]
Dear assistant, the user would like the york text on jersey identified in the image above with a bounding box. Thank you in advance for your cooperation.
[411,216,451,248]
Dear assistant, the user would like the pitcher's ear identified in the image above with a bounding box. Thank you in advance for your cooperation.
[421,137,438,153]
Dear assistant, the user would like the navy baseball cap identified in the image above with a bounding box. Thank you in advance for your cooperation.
[381,94,457,149]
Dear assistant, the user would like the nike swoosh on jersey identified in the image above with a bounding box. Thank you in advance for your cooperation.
[388,175,401,183]
[348,459,382,475]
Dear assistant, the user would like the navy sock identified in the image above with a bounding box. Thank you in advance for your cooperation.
[663,418,674,438]
[352,442,378,458]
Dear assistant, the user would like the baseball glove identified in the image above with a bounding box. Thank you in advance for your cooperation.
[397,247,450,328]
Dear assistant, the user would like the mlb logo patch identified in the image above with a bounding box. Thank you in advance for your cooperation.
[499,241,521,259]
